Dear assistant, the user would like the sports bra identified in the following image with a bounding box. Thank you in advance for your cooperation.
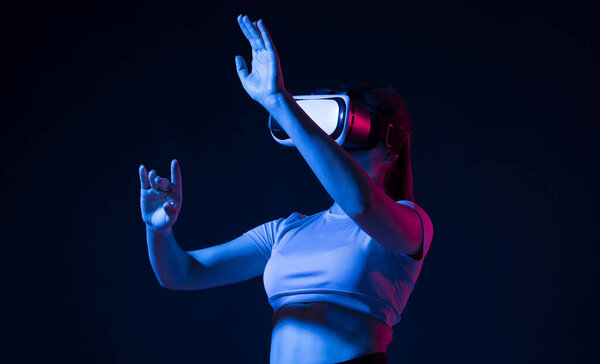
[243,200,433,330]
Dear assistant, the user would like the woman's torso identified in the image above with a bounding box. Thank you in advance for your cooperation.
[269,302,392,364]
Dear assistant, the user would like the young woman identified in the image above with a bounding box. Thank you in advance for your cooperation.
[138,14,434,364]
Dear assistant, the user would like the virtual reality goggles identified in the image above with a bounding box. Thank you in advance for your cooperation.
[268,93,404,151]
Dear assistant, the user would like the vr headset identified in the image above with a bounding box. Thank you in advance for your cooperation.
[268,92,403,151]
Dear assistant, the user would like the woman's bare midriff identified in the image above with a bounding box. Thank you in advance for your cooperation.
[269,302,393,364]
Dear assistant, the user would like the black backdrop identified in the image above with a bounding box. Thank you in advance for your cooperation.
[2,0,598,362]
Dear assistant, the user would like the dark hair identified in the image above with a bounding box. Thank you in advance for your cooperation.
[323,83,415,202]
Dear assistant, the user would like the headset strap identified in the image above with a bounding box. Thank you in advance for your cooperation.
[385,123,394,148]
[384,122,410,153]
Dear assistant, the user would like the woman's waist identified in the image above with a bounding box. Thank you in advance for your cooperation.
[271,301,393,360]
[269,289,396,330]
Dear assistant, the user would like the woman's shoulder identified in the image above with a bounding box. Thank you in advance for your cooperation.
[395,200,432,223]
[395,199,434,251]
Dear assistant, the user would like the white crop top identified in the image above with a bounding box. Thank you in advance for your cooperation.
[243,200,433,330]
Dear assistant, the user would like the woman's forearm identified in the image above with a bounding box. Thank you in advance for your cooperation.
[146,226,192,289]
[264,91,377,216]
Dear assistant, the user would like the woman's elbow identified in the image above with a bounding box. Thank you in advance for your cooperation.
[156,276,188,290]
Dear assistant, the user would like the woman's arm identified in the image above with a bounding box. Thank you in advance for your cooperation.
[140,161,268,290]
[145,226,192,289]
[235,15,374,216]
[264,92,375,216]
[139,160,193,288]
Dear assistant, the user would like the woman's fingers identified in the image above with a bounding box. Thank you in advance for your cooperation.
[170,159,182,192]
[235,55,249,81]
[237,14,259,50]
[143,162,178,193]
[247,17,265,49]
[236,14,252,44]
[148,170,160,190]
[241,14,265,50]
[257,19,276,53]
[162,201,177,218]
[139,165,150,189]
[156,177,170,192]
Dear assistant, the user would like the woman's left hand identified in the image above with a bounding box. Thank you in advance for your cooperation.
[235,14,288,108]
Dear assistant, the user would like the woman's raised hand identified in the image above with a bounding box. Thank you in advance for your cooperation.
[235,14,288,108]
[139,159,182,231]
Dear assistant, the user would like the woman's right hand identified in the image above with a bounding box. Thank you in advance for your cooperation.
[139,159,182,231]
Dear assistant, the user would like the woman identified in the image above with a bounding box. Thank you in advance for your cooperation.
[138,14,434,364]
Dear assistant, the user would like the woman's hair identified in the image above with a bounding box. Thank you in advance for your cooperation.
[324,83,415,202]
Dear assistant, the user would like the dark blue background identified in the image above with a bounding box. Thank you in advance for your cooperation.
[2,0,598,362]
